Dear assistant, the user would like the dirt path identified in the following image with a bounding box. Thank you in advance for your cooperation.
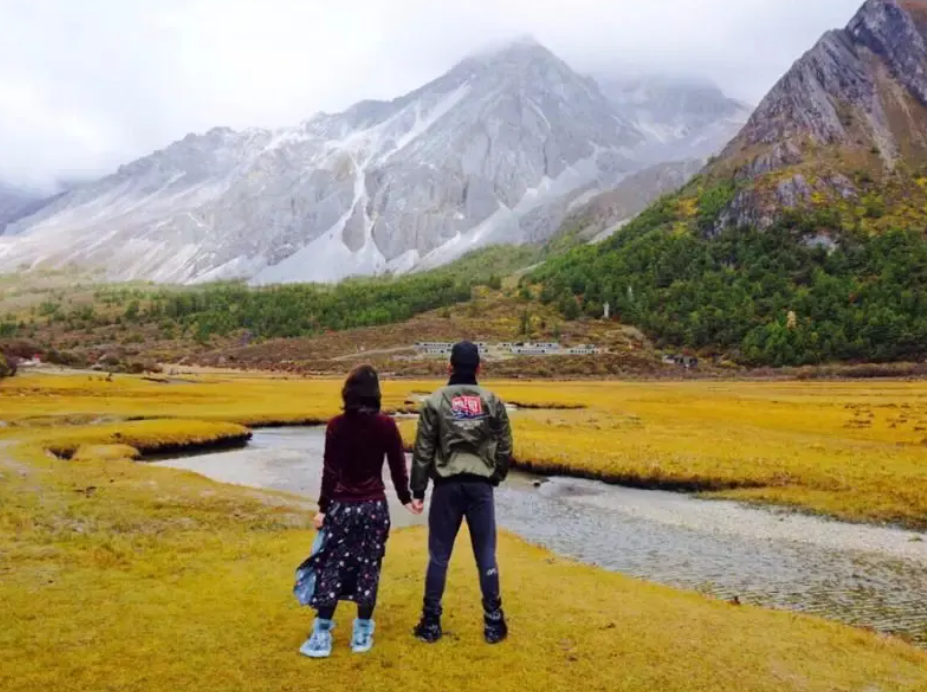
[330,346,414,362]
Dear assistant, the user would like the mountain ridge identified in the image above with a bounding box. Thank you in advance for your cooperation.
[704,0,927,232]
[0,39,743,285]
[0,40,640,284]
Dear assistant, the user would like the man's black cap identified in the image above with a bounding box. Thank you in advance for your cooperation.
[450,340,481,369]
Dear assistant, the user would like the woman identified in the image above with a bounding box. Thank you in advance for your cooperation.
[300,365,420,658]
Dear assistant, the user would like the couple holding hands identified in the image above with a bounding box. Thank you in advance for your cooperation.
[299,341,512,657]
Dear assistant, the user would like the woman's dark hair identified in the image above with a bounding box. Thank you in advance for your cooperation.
[342,364,381,413]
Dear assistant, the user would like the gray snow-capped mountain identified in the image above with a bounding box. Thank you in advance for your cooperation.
[0,39,646,284]
[595,74,753,163]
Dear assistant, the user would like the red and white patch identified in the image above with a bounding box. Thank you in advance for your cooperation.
[451,395,484,419]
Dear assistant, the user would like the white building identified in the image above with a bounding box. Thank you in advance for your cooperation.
[415,342,452,351]
[511,345,561,356]
[566,346,601,355]
[413,340,601,358]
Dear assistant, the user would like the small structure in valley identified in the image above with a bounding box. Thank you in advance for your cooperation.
[511,344,557,356]
[565,344,601,355]
[663,354,699,369]
[415,341,603,358]
[414,342,452,352]
[414,342,491,355]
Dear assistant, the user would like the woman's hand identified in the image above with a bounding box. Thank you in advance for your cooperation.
[405,502,423,516]
[313,513,325,530]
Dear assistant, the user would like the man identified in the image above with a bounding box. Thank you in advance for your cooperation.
[410,340,513,644]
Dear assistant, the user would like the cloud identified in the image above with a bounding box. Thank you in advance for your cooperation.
[0,0,865,189]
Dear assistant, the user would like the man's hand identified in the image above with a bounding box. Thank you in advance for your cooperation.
[407,500,425,515]
[313,512,325,530]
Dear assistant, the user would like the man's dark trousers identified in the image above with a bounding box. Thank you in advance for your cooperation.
[424,478,501,617]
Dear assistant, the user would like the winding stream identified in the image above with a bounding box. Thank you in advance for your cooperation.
[153,427,927,645]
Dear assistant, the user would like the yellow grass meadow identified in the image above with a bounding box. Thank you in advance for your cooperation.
[3,371,927,691]
[4,371,927,526]
[412,379,927,528]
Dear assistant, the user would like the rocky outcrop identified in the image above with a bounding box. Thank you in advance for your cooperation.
[708,0,927,232]
[776,174,815,209]
[724,30,873,152]
[848,0,927,108]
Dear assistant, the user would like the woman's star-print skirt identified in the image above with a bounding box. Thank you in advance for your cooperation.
[308,499,391,610]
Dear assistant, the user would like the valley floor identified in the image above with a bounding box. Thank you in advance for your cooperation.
[6,371,927,527]
[2,372,927,691]
[409,378,927,529]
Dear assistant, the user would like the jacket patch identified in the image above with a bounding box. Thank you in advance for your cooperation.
[451,395,486,420]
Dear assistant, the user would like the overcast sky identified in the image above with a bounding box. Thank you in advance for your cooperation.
[0,0,865,191]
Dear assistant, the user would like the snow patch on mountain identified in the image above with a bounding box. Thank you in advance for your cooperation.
[0,40,750,285]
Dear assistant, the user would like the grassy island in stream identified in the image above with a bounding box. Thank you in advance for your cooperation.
[2,372,927,691]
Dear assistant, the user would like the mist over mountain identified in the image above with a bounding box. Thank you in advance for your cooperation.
[0,39,748,285]
[595,74,753,164]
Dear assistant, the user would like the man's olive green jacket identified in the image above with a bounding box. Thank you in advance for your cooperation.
[411,383,513,499]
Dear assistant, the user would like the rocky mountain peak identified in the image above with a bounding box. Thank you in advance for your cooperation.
[848,0,927,106]
[0,39,655,284]
[704,0,927,233]
[725,0,927,157]
[857,0,927,37]
[462,35,552,67]
[444,37,613,107]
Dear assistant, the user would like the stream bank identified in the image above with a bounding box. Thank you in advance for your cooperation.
[153,426,927,646]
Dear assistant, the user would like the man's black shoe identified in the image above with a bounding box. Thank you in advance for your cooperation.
[413,616,443,643]
[484,608,508,644]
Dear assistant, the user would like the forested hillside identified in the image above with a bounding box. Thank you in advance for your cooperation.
[0,245,538,357]
[530,183,927,366]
